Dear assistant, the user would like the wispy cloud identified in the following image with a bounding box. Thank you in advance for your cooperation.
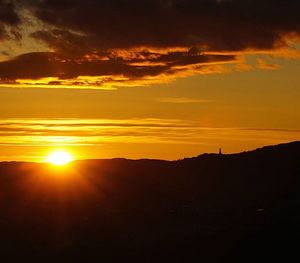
[157,97,212,104]
[256,58,280,70]
[0,118,299,147]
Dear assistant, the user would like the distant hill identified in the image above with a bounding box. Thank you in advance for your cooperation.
[0,141,300,262]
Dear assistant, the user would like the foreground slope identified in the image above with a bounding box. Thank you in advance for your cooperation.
[0,141,300,262]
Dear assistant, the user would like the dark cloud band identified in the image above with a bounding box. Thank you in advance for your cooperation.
[0,0,299,87]
[26,0,300,52]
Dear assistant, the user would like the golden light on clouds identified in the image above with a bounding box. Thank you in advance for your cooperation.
[0,0,300,90]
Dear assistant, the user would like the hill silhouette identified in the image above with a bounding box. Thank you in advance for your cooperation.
[0,141,300,262]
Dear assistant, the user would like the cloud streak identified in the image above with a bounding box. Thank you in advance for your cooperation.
[157,97,212,104]
[0,118,299,147]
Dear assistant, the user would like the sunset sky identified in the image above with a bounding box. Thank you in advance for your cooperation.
[0,0,300,161]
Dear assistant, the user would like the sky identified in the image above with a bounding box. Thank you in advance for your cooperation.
[0,0,300,161]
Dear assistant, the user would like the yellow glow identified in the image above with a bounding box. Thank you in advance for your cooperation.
[46,150,73,166]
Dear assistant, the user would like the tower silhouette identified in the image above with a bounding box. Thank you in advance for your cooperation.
[219,148,222,155]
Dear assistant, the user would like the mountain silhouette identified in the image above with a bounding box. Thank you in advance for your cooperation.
[0,141,300,262]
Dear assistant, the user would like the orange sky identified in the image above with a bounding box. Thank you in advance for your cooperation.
[0,1,299,161]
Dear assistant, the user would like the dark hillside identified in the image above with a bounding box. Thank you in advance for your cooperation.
[0,141,300,262]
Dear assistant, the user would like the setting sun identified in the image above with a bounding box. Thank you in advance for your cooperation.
[46,150,73,166]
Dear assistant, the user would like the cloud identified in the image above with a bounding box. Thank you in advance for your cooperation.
[157,97,212,104]
[25,0,300,52]
[0,0,20,40]
[1,0,300,88]
[0,118,299,147]
[256,58,280,70]
[0,50,236,88]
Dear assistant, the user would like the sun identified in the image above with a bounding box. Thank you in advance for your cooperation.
[46,150,73,166]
